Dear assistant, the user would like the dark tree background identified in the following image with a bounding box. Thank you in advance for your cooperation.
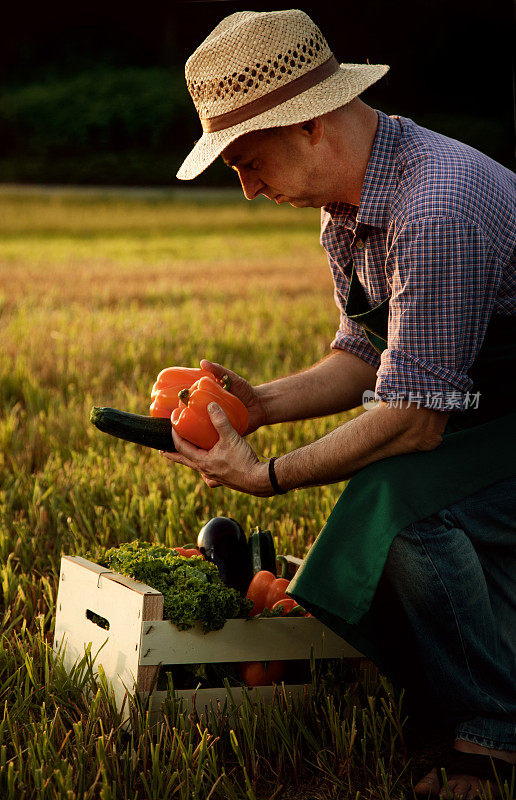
[1,0,514,185]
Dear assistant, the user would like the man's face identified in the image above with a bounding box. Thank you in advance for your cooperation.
[221,124,325,208]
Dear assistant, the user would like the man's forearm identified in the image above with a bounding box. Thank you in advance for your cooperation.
[255,349,378,425]
[270,401,450,492]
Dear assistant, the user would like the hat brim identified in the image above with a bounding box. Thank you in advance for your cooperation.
[176,63,389,180]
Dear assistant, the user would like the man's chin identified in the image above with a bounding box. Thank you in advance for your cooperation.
[274,195,321,208]
[288,199,320,208]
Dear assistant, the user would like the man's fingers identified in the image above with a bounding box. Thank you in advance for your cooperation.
[207,403,239,440]
[199,359,257,415]
[160,448,201,471]
[200,359,233,381]
[200,359,243,390]
[168,429,209,464]
[161,404,243,489]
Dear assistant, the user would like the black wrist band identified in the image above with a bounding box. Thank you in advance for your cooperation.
[268,457,287,495]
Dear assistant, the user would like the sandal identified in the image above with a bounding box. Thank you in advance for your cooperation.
[416,747,516,797]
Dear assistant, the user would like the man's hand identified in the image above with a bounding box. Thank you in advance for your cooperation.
[161,402,273,496]
[200,359,268,434]
[161,396,450,495]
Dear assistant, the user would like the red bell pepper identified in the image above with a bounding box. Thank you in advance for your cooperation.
[246,570,290,617]
[238,660,286,686]
[172,547,204,559]
[271,598,306,615]
[171,375,248,449]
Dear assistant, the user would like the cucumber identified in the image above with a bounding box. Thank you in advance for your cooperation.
[90,407,176,451]
[248,527,276,575]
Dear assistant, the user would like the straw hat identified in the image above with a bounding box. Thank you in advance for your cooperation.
[176,9,389,180]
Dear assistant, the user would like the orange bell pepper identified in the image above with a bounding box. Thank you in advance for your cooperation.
[171,375,248,449]
[150,367,213,418]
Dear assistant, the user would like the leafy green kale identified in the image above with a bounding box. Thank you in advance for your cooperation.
[95,540,253,633]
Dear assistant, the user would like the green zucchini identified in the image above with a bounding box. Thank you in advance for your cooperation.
[248,526,276,575]
[90,407,176,451]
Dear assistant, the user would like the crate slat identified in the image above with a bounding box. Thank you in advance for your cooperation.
[139,617,362,665]
[147,684,313,726]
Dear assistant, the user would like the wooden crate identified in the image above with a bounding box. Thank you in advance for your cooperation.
[53,555,363,726]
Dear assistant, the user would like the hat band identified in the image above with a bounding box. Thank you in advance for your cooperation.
[200,55,340,133]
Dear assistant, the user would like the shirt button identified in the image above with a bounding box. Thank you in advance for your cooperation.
[355,239,365,250]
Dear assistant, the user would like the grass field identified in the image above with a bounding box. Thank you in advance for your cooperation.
[0,189,509,799]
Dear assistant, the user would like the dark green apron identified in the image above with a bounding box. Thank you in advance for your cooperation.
[287,252,516,674]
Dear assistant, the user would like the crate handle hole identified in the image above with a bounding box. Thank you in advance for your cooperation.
[86,609,110,630]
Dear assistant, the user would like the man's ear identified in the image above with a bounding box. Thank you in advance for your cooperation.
[301,117,324,145]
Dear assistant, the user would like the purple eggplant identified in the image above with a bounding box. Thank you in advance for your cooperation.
[197,517,253,595]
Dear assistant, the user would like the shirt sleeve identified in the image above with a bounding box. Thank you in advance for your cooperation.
[375,216,502,410]
[331,290,382,368]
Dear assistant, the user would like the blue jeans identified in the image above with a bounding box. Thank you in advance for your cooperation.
[378,476,516,751]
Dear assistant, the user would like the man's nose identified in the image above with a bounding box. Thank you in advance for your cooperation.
[238,172,264,201]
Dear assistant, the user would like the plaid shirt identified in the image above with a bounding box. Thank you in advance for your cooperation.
[321,110,516,411]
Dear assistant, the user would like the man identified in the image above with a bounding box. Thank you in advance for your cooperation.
[163,9,516,798]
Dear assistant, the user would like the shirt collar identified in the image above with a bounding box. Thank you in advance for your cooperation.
[322,200,357,230]
[323,110,402,231]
